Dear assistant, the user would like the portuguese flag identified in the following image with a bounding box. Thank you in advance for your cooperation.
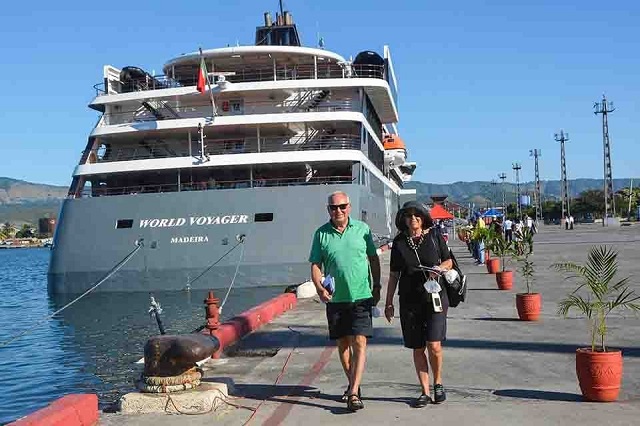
[197,56,208,93]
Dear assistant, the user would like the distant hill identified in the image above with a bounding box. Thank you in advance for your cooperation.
[0,177,66,225]
[0,177,67,204]
[405,178,637,206]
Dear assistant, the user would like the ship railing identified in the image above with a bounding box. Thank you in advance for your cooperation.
[93,83,106,96]
[88,134,362,163]
[78,175,356,197]
[100,99,358,126]
[93,64,385,96]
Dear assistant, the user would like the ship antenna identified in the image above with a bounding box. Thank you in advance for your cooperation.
[279,0,284,16]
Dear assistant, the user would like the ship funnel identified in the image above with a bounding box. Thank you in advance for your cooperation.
[264,12,272,26]
[284,11,293,25]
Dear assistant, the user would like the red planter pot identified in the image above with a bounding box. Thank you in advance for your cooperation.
[495,270,513,290]
[486,258,500,274]
[575,348,623,402]
[515,293,541,321]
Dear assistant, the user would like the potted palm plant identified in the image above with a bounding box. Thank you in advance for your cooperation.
[515,227,540,320]
[553,246,640,402]
[489,234,515,290]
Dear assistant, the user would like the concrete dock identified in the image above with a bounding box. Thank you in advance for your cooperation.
[100,224,640,425]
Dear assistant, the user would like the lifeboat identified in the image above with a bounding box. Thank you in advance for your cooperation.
[383,134,407,168]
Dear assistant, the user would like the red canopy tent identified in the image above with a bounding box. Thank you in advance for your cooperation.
[430,204,454,220]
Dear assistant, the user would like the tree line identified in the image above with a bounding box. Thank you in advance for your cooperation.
[504,187,640,220]
[1,223,36,239]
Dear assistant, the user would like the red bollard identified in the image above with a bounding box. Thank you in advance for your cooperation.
[204,290,220,332]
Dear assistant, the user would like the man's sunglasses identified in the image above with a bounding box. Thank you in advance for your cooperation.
[328,203,349,211]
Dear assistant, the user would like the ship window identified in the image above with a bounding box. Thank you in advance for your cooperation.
[254,213,274,222]
[116,219,134,229]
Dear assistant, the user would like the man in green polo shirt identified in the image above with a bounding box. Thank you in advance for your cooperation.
[309,191,381,412]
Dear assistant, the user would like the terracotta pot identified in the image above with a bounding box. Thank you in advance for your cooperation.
[495,270,513,290]
[575,348,623,402]
[515,293,541,321]
[486,258,500,274]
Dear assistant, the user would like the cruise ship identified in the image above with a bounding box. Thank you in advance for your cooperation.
[48,7,416,293]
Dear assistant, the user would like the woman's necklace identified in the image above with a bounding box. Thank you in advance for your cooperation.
[406,231,426,251]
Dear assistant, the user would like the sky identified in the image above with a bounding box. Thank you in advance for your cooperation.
[0,0,638,186]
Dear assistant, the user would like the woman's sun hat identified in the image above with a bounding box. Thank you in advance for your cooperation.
[395,201,431,231]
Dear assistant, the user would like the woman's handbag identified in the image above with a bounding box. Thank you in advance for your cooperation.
[444,250,467,308]
[427,231,467,308]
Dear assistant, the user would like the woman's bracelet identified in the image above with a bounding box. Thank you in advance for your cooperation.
[385,304,394,309]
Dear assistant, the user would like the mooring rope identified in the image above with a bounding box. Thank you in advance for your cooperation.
[219,236,246,313]
[187,235,246,287]
[0,239,144,348]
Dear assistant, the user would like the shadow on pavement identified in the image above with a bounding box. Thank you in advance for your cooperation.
[473,317,523,322]
[231,383,354,415]
[444,339,640,357]
[225,327,640,357]
[359,395,414,407]
[494,389,582,401]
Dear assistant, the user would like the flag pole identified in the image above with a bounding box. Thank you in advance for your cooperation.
[199,47,217,118]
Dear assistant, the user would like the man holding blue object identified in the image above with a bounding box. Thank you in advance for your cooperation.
[309,191,381,412]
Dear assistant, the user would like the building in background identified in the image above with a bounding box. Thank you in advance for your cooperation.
[38,218,57,237]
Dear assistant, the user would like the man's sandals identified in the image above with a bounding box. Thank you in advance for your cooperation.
[347,393,364,411]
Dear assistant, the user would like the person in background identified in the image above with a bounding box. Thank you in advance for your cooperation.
[384,201,453,407]
[504,217,513,242]
[513,219,524,255]
[491,217,503,237]
[475,215,486,265]
[309,191,381,412]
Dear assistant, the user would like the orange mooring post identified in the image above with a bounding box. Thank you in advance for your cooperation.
[205,290,220,332]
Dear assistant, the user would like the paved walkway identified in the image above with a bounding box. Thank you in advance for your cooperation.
[101,224,640,425]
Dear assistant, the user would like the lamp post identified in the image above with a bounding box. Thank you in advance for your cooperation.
[498,172,507,217]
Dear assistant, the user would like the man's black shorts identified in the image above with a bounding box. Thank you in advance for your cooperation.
[325,298,373,340]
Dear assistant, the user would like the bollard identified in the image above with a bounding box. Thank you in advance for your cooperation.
[204,290,220,332]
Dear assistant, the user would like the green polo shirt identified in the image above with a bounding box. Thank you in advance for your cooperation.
[308,218,378,303]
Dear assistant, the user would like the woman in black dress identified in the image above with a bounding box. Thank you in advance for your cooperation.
[384,201,453,407]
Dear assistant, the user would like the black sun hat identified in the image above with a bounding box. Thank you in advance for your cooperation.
[395,201,432,231]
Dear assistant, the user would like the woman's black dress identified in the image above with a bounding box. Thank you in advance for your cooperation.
[390,229,451,349]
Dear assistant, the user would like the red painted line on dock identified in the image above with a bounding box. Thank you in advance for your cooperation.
[262,344,335,426]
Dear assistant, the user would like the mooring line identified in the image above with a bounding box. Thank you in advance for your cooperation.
[0,239,144,348]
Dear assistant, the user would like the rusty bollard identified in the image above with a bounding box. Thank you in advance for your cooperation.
[205,290,220,332]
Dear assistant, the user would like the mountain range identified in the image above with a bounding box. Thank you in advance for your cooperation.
[0,176,636,224]
[405,178,637,207]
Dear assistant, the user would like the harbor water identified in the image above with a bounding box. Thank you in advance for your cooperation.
[0,248,284,424]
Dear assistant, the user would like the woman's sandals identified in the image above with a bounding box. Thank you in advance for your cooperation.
[341,385,361,402]
[347,393,364,411]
